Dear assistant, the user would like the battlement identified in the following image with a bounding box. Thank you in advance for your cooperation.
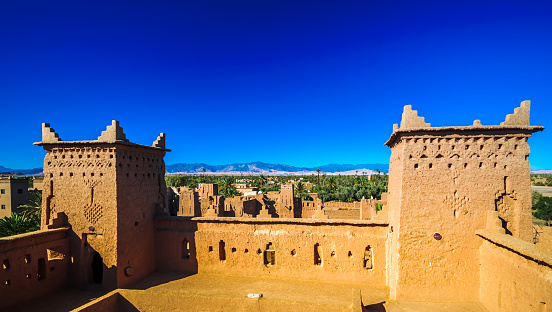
[386,101,544,146]
[35,120,170,151]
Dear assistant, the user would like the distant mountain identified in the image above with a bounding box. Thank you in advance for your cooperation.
[165,162,389,175]
[532,170,552,174]
[0,166,43,175]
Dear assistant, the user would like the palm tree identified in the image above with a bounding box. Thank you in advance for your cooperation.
[0,213,40,237]
[295,181,305,193]
[258,175,266,188]
[18,191,42,217]
[316,169,321,186]
[326,177,337,193]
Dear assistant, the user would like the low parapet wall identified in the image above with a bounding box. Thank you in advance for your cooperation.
[154,217,389,285]
[324,209,360,220]
[477,230,552,312]
[0,228,70,309]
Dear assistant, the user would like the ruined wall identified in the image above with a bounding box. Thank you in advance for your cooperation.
[192,218,388,284]
[324,209,360,220]
[301,200,319,218]
[323,201,356,209]
[224,196,256,217]
[478,230,552,312]
[178,186,199,217]
[199,183,218,199]
[0,228,70,309]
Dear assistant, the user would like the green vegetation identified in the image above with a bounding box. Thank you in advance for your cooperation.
[165,173,388,203]
[310,174,388,203]
[0,192,42,238]
[531,174,552,186]
[533,196,552,226]
[0,213,40,237]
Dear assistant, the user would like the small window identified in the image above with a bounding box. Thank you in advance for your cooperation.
[0,189,4,194]
[314,243,322,266]
[1,205,5,210]
[38,258,46,280]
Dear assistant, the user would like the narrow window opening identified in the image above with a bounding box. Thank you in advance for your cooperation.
[231,247,237,253]
[219,240,226,261]
[364,246,373,269]
[182,238,190,259]
[429,163,432,169]
[264,242,275,266]
[24,254,31,264]
[2,259,9,270]
[38,258,46,280]
[208,246,213,252]
[314,243,322,266]
[348,251,353,258]
[414,164,418,169]
[291,249,297,256]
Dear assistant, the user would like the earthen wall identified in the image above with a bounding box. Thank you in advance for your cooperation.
[324,209,360,220]
[178,218,389,284]
[0,228,70,309]
[478,230,552,312]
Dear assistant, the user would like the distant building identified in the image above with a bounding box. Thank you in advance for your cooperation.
[0,177,31,218]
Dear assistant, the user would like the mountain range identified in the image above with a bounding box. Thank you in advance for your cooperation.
[165,162,389,175]
[0,166,43,175]
[2,162,549,176]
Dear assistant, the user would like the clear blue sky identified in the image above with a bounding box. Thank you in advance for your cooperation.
[1,0,551,169]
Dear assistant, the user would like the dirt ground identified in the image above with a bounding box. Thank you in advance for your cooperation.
[11,271,490,312]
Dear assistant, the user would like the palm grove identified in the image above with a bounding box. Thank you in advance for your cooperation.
[2,174,552,237]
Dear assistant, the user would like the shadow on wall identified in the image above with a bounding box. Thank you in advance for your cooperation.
[118,295,140,312]
[365,302,386,312]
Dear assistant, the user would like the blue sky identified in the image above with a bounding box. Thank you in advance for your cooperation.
[1,0,551,169]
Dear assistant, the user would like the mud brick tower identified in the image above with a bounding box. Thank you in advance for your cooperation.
[385,101,544,301]
[35,121,169,289]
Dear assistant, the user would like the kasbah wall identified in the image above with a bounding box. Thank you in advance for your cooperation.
[1,100,551,312]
